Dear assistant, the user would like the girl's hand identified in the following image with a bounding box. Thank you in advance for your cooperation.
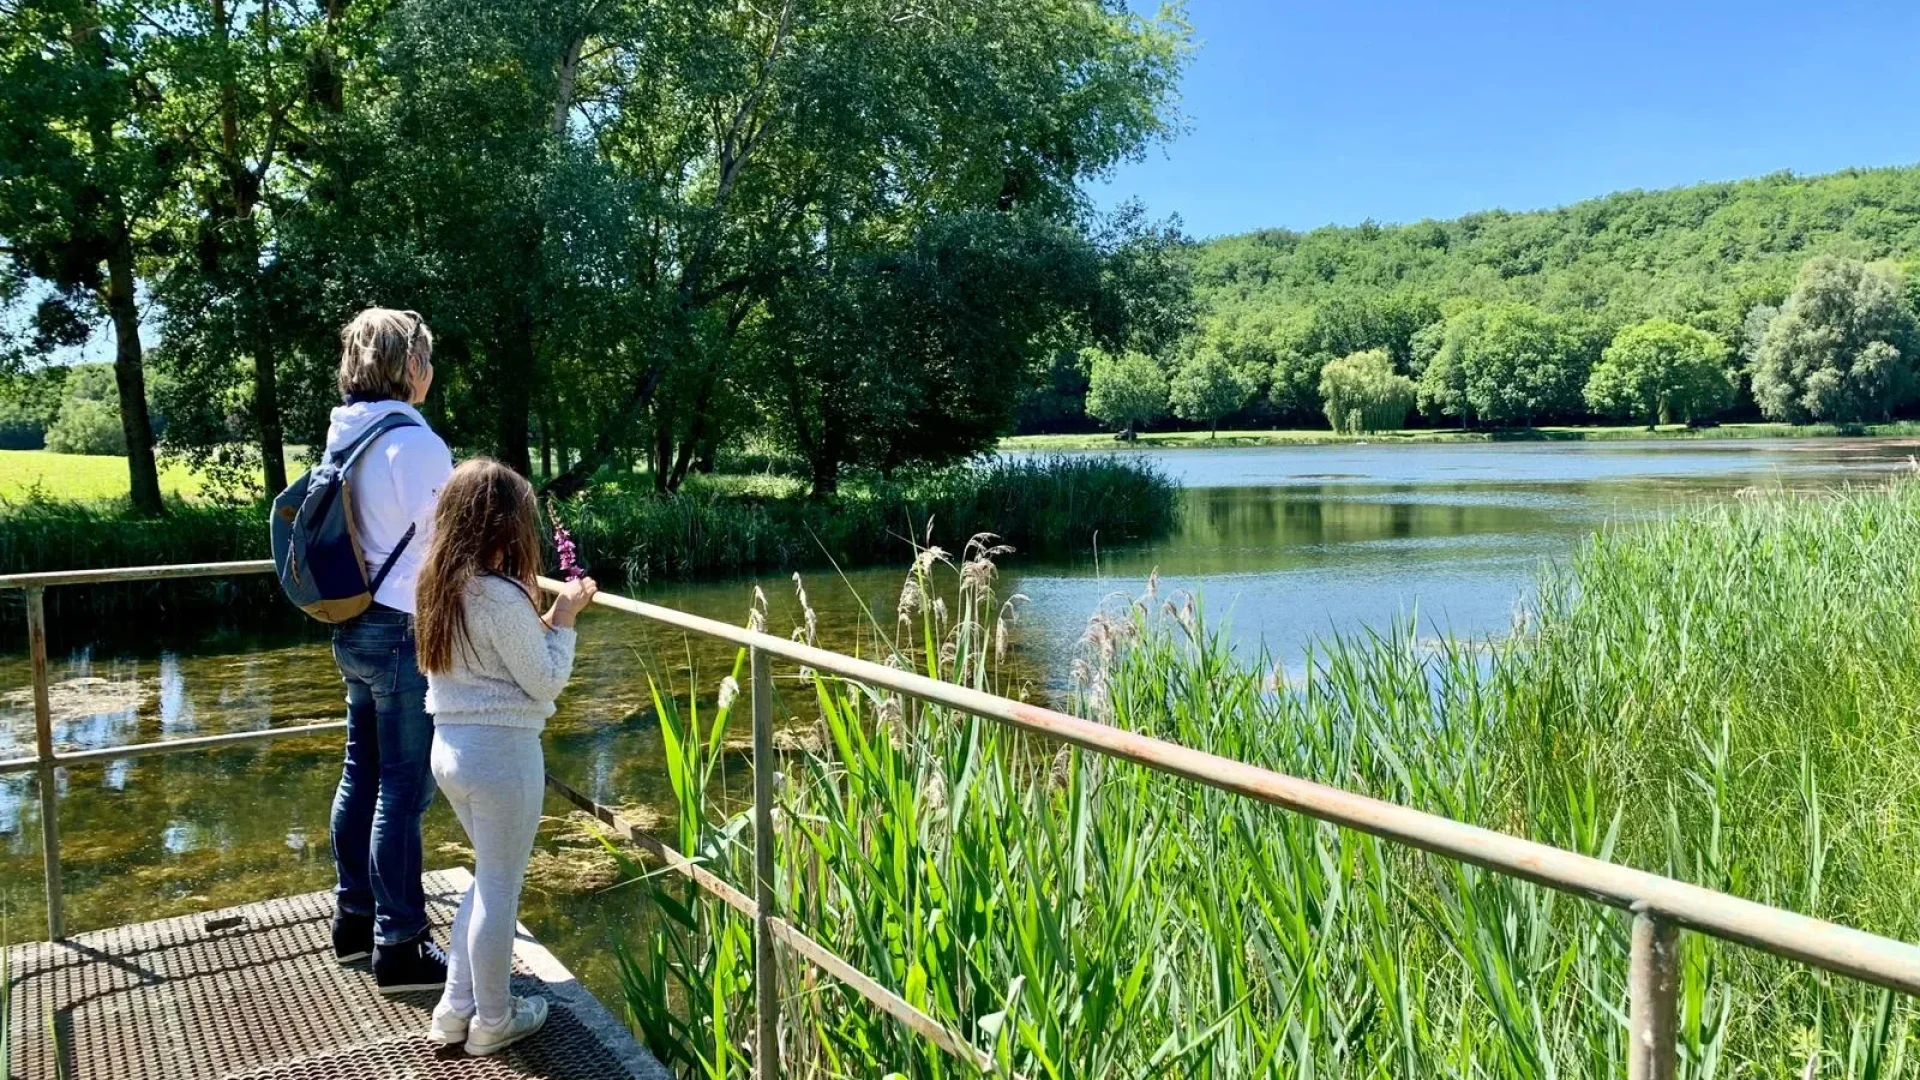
[546,576,599,629]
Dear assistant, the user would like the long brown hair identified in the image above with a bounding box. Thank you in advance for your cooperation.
[416,459,543,674]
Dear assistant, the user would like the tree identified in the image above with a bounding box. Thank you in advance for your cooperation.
[0,0,184,514]
[1168,347,1257,436]
[760,211,1107,496]
[1320,349,1415,433]
[1416,303,1582,427]
[533,0,1193,496]
[151,0,333,495]
[1584,319,1734,428]
[1084,349,1168,439]
[1752,256,1918,423]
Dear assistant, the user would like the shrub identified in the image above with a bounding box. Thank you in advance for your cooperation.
[44,398,126,455]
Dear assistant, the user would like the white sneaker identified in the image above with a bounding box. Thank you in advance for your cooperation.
[464,995,549,1056]
[428,1002,474,1046]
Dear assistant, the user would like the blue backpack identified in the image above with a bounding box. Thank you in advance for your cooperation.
[270,413,422,623]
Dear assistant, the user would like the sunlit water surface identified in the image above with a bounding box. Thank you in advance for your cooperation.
[3,438,1914,1006]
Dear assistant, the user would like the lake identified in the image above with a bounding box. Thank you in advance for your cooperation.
[3,437,1914,1005]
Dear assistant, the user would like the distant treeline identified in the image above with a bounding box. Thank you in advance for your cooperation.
[1020,165,1920,436]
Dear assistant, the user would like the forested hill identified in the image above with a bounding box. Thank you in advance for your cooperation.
[1195,165,1920,344]
[1118,165,1920,431]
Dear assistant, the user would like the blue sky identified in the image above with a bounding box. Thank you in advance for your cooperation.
[1099,1,1920,239]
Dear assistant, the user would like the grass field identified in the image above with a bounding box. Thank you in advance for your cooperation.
[1001,420,1920,451]
[0,450,208,502]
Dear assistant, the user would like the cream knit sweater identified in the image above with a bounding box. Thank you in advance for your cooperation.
[424,574,578,730]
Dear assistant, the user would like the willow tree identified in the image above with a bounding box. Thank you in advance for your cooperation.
[1752,256,1918,423]
[1320,348,1415,433]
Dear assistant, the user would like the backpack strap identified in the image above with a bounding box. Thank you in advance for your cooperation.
[333,412,422,471]
[336,412,425,595]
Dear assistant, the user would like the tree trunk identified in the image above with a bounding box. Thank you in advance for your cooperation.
[651,418,673,494]
[253,346,288,493]
[542,369,659,499]
[809,455,839,499]
[539,412,552,480]
[495,316,535,476]
[105,237,165,516]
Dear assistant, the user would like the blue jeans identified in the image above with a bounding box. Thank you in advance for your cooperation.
[329,605,436,946]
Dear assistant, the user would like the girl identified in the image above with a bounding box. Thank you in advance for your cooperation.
[414,459,598,1055]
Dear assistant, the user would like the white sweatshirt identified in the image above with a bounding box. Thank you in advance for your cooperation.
[322,400,454,614]
[425,575,578,730]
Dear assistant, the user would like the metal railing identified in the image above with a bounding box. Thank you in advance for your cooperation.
[8,560,1920,1079]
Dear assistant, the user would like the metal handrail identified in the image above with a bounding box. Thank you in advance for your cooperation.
[8,560,1920,1079]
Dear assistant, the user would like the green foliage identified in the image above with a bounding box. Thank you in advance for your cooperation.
[1752,256,1919,422]
[1166,346,1257,435]
[759,211,1108,494]
[1182,166,1920,429]
[44,399,125,456]
[1319,348,1416,433]
[0,458,1174,621]
[2,0,1192,499]
[0,496,284,634]
[1197,166,1920,360]
[1584,318,1735,426]
[1088,349,1170,427]
[41,364,129,455]
[1416,303,1583,426]
[0,0,181,512]
[0,371,62,450]
[557,456,1176,585]
[621,480,1920,1076]
[1083,349,1169,435]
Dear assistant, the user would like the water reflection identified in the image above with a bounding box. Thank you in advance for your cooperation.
[2,438,1916,1007]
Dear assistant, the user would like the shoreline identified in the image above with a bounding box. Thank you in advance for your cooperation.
[999,421,1920,452]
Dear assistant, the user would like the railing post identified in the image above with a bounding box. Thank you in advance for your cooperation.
[750,646,780,1078]
[1628,909,1679,1080]
[27,586,64,940]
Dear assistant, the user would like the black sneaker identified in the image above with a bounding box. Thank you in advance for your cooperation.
[332,911,374,965]
[372,929,448,994]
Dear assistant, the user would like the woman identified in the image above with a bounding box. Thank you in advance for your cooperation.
[414,459,598,1055]
[324,308,455,992]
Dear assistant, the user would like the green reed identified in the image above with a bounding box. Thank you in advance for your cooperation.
[616,480,1920,1077]
[0,456,1174,640]
[555,455,1177,588]
[0,495,287,638]
[2,901,10,1080]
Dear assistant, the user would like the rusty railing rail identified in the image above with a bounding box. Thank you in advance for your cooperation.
[9,559,1920,1079]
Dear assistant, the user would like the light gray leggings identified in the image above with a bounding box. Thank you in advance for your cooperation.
[429,723,544,1024]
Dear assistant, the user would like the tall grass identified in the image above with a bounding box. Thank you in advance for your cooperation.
[0,496,287,638]
[615,481,1920,1077]
[0,456,1175,637]
[2,901,10,1080]
[555,455,1176,587]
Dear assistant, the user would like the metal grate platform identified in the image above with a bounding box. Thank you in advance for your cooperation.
[4,869,669,1080]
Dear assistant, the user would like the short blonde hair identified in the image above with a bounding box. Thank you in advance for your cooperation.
[338,308,432,402]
